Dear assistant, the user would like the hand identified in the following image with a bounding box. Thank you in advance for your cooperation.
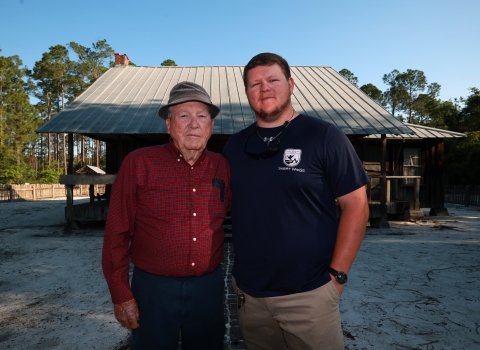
[114,299,140,329]
[330,274,344,296]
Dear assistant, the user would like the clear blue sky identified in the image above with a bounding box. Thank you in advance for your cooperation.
[1,0,479,102]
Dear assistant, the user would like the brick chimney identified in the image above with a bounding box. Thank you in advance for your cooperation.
[114,52,130,66]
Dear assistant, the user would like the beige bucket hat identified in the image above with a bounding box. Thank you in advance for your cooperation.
[157,81,220,120]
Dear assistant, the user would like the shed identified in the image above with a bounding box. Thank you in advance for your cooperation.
[75,165,106,175]
[36,62,464,228]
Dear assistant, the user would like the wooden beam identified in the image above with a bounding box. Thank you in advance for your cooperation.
[60,174,116,185]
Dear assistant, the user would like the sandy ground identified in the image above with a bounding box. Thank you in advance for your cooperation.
[342,206,480,349]
[0,198,479,349]
[0,198,130,349]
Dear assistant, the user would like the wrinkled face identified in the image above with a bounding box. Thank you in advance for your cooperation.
[166,101,214,154]
[245,64,294,123]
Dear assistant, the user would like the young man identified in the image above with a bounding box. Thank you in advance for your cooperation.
[102,81,231,349]
[223,53,370,350]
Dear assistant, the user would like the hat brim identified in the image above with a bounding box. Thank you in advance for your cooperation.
[158,99,220,120]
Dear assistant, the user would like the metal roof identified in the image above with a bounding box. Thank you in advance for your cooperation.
[75,165,106,175]
[365,123,466,139]
[36,65,413,137]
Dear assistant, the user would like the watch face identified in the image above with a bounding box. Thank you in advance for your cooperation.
[329,267,348,284]
[336,272,348,284]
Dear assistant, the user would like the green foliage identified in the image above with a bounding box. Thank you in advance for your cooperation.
[381,69,443,125]
[0,52,41,168]
[31,45,74,111]
[462,87,480,131]
[338,68,358,86]
[445,131,480,185]
[396,69,428,123]
[37,166,63,183]
[412,93,439,125]
[0,147,36,183]
[161,59,178,67]
[360,83,385,106]
[430,99,460,130]
[68,39,114,85]
[0,146,14,183]
[382,69,409,119]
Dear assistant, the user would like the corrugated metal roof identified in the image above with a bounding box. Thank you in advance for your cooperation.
[75,165,106,175]
[36,65,413,136]
[365,123,466,139]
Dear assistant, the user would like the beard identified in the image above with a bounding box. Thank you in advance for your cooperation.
[254,97,291,124]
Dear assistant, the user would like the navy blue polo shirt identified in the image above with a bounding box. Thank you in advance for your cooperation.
[223,114,369,297]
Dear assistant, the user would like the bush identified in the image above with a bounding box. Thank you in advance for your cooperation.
[37,166,64,184]
[445,131,480,185]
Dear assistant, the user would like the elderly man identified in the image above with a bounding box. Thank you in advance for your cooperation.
[102,81,231,350]
[222,53,370,349]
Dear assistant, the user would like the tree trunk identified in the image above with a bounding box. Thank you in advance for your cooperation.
[63,134,67,174]
[76,134,81,163]
[96,140,100,167]
[55,134,60,171]
[48,133,51,166]
[81,135,85,164]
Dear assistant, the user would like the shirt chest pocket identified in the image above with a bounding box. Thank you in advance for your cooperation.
[196,179,227,219]
[211,179,225,202]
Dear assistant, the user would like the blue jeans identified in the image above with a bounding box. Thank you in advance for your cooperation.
[131,265,225,350]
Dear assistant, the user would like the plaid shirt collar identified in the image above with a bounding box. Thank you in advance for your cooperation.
[168,138,207,167]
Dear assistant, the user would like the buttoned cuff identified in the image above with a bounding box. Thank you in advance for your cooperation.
[109,282,134,305]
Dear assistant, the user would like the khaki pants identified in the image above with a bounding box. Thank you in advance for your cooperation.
[233,277,344,350]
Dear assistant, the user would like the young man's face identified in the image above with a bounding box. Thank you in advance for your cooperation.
[245,63,294,124]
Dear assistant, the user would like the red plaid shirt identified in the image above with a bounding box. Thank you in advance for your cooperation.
[102,141,231,304]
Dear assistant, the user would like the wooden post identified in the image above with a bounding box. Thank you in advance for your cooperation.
[68,133,74,175]
[386,179,391,203]
[465,185,472,207]
[414,178,420,210]
[66,184,74,230]
[89,184,95,203]
[370,135,390,228]
[366,182,372,202]
[9,185,13,202]
[32,185,36,200]
[66,133,75,230]
[381,135,387,217]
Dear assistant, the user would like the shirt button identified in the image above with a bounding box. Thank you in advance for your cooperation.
[193,213,196,216]
[193,188,196,192]
[191,167,194,169]
[193,237,197,241]
[191,262,195,266]
[177,159,181,162]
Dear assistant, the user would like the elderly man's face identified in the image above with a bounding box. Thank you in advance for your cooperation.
[166,101,214,154]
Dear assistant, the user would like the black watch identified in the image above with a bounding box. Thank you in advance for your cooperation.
[329,267,348,284]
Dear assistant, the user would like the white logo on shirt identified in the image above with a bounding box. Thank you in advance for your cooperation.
[283,149,302,167]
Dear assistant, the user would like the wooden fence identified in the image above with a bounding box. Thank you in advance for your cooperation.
[444,184,480,206]
[0,184,105,202]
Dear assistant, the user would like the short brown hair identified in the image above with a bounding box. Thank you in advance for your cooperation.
[243,53,291,87]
